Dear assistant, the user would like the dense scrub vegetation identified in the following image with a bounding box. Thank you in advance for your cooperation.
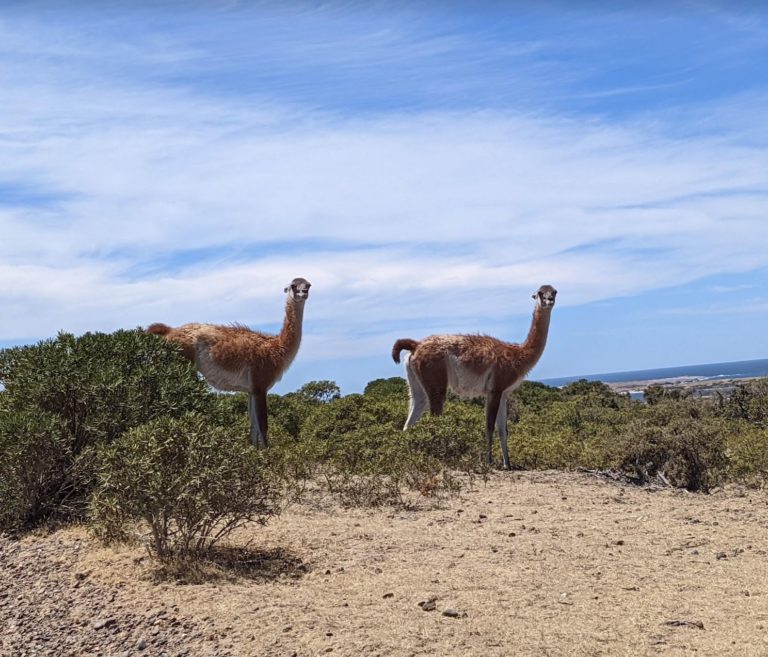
[2,330,768,560]
[0,330,212,532]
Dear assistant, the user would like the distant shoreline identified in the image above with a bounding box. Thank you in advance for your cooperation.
[606,375,764,399]
[540,357,768,392]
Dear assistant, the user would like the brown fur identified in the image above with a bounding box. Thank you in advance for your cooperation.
[410,311,550,391]
[147,277,310,448]
[147,323,172,336]
[395,305,552,393]
[392,338,419,364]
[394,284,557,469]
[159,305,301,390]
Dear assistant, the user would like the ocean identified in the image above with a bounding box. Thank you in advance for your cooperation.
[540,358,768,388]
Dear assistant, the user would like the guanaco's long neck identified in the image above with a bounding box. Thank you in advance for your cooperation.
[520,305,552,368]
[279,297,305,364]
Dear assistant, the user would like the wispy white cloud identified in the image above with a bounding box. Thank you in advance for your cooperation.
[2,77,768,339]
[1,2,767,387]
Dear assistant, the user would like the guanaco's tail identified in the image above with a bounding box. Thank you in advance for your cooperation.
[392,338,419,364]
[147,322,172,336]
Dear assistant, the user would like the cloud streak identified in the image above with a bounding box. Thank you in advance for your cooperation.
[1,2,767,388]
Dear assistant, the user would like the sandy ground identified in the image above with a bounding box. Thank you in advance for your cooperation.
[3,471,768,657]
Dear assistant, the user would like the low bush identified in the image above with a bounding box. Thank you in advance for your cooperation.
[644,385,689,405]
[727,424,768,486]
[0,330,212,530]
[90,413,280,560]
[719,379,768,425]
[363,377,408,399]
[0,409,69,531]
[613,403,730,491]
[291,395,483,506]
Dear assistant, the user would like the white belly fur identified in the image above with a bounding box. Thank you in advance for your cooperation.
[195,344,251,392]
[446,356,492,399]
[446,355,525,399]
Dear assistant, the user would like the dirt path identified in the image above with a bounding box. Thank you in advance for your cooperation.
[3,471,768,656]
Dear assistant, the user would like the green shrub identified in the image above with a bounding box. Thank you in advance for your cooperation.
[614,403,730,491]
[293,395,479,506]
[561,379,624,408]
[301,394,407,444]
[727,424,768,486]
[0,409,69,531]
[319,423,465,507]
[404,402,487,472]
[501,399,627,471]
[506,401,584,470]
[90,413,280,559]
[363,377,408,399]
[644,385,689,405]
[320,425,423,507]
[0,329,212,529]
[291,380,341,404]
[720,379,768,425]
[512,381,564,414]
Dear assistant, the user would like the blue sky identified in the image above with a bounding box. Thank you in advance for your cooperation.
[1,1,767,393]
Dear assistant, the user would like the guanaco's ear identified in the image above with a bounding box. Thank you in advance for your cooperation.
[284,285,291,293]
[532,292,537,300]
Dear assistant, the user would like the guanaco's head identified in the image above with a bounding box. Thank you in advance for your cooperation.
[285,277,311,302]
[532,285,557,309]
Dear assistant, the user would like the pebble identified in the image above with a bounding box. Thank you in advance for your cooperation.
[418,597,438,612]
[0,533,203,657]
[93,618,116,630]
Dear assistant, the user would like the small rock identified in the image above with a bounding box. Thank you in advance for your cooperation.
[418,597,437,612]
[664,620,704,630]
[136,637,147,650]
[383,593,394,599]
[93,618,116,630]
[558,592,573,606]
[716,552,727,560]
[442,608,466,618]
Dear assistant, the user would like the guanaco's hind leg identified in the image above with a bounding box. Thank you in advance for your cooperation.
[495,395,511,469]
[485,391,503,466]
[404,358,428,429]
[416,359,448,416]
[248,389,269,449]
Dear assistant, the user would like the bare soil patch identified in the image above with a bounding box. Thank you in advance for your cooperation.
[3,471,768,656]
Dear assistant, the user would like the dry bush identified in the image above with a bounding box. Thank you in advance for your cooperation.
[90,413,280,560]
